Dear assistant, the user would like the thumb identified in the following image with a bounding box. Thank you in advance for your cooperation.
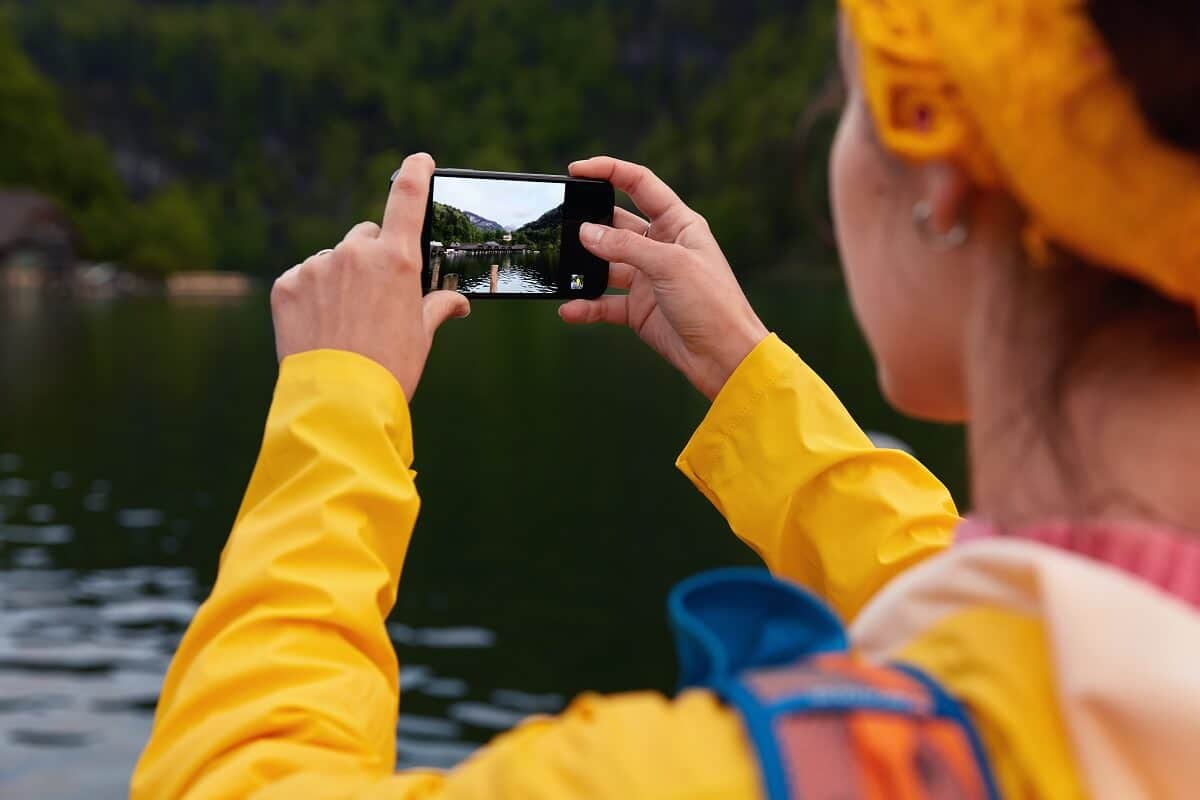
[422,290,471,336]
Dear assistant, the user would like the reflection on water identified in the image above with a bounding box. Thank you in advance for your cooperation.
[0,564,189,792]
[432,251,558,294]
[0,452,564,797]
[0,282,964,798]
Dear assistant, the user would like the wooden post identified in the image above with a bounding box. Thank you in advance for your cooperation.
[490,264,499,294]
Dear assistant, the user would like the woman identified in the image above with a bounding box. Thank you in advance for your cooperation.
[133,1,1200,797]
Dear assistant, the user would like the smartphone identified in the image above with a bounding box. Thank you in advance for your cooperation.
[421,168,614,299]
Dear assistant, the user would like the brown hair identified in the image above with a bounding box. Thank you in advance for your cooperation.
[1089,0,1200,153]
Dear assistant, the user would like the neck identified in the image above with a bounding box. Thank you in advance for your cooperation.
[964,250,1200,533]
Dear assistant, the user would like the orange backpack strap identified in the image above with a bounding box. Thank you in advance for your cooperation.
[669,569,1000,800]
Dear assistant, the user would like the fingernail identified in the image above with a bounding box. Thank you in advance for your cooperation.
[390,168,401,183]
[580,222,604,246]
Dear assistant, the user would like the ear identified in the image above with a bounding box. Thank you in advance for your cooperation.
[919,161,972,235]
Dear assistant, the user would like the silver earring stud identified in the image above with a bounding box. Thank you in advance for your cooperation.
[913,201,969,251]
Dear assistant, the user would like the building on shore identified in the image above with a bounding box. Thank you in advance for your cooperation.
[0,190,75,289]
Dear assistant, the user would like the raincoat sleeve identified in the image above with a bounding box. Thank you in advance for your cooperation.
[130,349,763,800]
[677,334,959,620]
[130,349,422,798]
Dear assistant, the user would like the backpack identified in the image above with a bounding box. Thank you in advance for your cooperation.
[669,568,1000,800]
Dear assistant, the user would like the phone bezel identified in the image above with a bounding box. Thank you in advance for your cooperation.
[420,168,614,300]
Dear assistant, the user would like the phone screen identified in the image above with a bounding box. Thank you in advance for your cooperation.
[421,170,613,299]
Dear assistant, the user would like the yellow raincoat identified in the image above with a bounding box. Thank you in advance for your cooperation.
[131,334,1085,798]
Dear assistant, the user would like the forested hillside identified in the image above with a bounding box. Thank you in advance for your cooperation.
[432,202,501,245]
[512,205,564,249]
[433,201,563,250]
[0,0,837,277]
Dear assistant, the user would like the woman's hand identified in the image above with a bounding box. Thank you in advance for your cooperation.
[271,153,469,400]
[559,156,768,400]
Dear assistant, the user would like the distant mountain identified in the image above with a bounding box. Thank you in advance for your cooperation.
[433,200,564,248]
[432,202,511,244]
[463,211,505,233]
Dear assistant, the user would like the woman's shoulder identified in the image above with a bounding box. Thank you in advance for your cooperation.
[372,689,760,799]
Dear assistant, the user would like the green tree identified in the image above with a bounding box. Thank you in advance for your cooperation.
[639,3,839,272]
[127,187,215,275]
[1,0,839,276]
[0,16,133,259]
[512,204,563,250]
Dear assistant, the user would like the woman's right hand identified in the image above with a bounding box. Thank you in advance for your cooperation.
[559,156,769,401]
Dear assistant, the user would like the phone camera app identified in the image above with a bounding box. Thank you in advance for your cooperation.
[429,176,565,295]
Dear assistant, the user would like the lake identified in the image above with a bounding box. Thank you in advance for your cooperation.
[0,273,965,798]
[432,250,558,294]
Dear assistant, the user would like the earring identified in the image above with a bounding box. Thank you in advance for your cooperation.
[913,201,969,251]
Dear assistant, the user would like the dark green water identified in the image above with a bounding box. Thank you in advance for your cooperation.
[0,275,965,798]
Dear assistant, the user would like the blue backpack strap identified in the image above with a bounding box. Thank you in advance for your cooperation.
[669,568,852,800]
[668,569,1001,800]
[668,567,848,688]
[892,663,1003,800]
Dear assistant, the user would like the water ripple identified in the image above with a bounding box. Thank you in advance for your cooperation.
[115,509,165,529]
[0,457,558,798]
[447,701,529,731]
[1,524,74,545]
[388,623,497,649]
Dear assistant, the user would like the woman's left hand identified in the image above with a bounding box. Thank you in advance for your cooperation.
[559,156,768,400]
[270,153,470,400]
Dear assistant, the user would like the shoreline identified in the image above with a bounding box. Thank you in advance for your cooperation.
[0,262,258,299]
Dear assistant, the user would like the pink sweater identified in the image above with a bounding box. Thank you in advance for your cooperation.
[956,518,1200,610]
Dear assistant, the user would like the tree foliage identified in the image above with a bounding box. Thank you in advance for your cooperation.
[0,0,838,277]
[128,187,216,275]
[512,205,563,250]
[0,18,134,260]
[432,202,493,245]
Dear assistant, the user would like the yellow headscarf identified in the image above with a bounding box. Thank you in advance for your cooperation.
[840,0,1200,306]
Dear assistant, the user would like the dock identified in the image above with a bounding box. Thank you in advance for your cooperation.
[440,243,530,254]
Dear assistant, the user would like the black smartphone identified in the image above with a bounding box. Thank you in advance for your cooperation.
[420,168,614,299]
